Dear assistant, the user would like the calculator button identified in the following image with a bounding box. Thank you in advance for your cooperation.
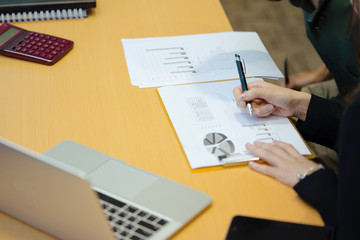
[41,39,47,43]
[46,54,54,59]
[21,48,28,53]
[39,34,44,38]
[40,53,47,58]
[26,44,33,49]
[47,40,53,45]
[51,51,58,55]
[24,35,30,39]
[43,44,49,48]
[32,46,38,50]
[29,32,34,36]
[57,39,70,45]
[49,46,55,50]
[39,47,45,52]
[34,33,39,37]
[51,37,57,41]
[29,36,34,40]
[55,47,62,52]
[27,50,34,55]
[59,44,66,48]
[34,51,40,56]
[35,37,40,42]
[36,42,43,47]
[45,35,50,40]
[15,47,22,52]
[45,49,51,53]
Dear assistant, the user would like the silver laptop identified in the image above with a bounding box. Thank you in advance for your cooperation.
[0,138,211,240]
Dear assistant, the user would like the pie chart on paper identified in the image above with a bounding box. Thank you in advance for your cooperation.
[203,132,235,157]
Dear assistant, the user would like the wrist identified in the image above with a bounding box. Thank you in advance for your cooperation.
[293,92,311,121]
[296,164,324,181]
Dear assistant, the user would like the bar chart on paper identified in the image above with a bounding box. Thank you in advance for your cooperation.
[144,46,197,78]
[122,32,284,88]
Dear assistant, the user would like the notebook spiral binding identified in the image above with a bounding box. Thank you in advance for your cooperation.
[0,8,88,22]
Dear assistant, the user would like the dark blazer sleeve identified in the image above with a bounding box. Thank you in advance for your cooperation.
[336,94,360,240]
[296,95,343,150]
[295,94,360,239]
[294,168,338,228]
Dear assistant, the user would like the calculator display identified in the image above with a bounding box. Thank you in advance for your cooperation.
[0,27,20,46]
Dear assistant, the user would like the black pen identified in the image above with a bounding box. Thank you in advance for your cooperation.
[284,57,289,87]
[235,54,252,116]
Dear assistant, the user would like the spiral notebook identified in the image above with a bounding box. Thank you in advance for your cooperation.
[0,0,96,22]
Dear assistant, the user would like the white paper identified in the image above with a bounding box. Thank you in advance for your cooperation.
[122,32,283,88]
[158,80,311,169]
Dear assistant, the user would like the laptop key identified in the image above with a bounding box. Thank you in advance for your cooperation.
[116,220,124,225]
[127,206,138,213]
[138,220,159,231]
[97,191,126,208]
[138,211,147,217]
[158,219,168,225]
[135,228,152,237]
[130,235,144,240]
[120,231,129,236]
[147,215,157,221]
[118,212,127,218]
[126,224,134,230]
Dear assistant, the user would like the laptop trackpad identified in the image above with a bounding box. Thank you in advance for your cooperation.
[87,159,158,199]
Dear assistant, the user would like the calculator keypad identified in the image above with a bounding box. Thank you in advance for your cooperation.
[14,31,72,61]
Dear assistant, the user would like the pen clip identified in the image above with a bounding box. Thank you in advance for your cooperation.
[242,57,246,74]
[235,54,246,74]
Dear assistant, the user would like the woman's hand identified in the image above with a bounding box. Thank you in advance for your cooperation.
[284,63,333,90]
[246,141,319,187]
[233,81,311,121]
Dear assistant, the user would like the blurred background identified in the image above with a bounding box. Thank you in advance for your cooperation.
[220,0,322,76]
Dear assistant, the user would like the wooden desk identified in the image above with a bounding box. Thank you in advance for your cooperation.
[0,0,323,239]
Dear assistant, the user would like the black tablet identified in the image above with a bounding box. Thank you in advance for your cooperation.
[225,216,334,240]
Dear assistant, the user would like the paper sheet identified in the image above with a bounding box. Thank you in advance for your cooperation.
[158,80,311,169]
[122,32,283,88]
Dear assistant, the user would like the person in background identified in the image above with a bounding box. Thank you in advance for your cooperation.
[269,0,359,171]
[233,1,360,238]
[285,0,359,100]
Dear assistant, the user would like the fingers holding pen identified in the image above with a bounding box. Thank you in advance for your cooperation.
[234,87,276,117]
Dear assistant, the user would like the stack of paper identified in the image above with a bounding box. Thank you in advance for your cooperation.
[122,32,283,88]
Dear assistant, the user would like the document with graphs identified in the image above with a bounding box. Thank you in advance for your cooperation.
[158,79,311,169]
[122,32,283,88]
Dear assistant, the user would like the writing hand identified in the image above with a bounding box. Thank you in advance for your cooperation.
[233,81,311,121]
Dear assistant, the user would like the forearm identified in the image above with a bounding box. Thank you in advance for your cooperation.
[312,64,333,83]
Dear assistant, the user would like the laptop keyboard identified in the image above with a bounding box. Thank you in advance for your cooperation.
[96,191,169,240]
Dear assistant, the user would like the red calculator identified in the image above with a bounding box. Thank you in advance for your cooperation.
[0,23,74,65]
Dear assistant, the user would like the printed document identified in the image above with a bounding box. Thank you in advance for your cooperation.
[158,80,311,169]
[122,32,283,88]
